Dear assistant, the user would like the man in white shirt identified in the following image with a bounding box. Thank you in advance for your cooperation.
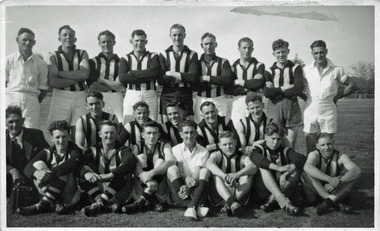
[303,40,356,153]
[167,120,210,221]
[6,28,49,128]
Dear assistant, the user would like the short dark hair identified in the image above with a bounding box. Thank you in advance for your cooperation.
[58,25,75,35]
[99,120,118,130]
[238,37,253,47]
[98,30,116,41]
[142,120,161,132]
[265,122,287,137]
[245,91,263,105]
[48,120,71,135]
[86,90,104,101]
[310,40,327,49]
[201,32,216,42]
[272,39,289,51]
[131,29,147,38]
[219,131,236,141]
[170,24,186,33]
[6,105,22,118]
[178,120,197,132]
[17,28,35,37]
[316,132,333,142]
[200,101,216,112]
[133,101,149,111]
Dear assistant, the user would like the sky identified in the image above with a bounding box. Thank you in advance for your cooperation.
[2,3,375,74]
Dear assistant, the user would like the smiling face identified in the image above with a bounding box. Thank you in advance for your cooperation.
[6,114,24,137]
[16,32,35,54]
[311,46,328,65]
[201,36,217,56]
[99,124,117,146]
[273,47,289,65]
[170,28,186,47]
[98,35,115,55]
[180,125,198,148]
[58,28,77,48]
[52,129,70,151]
[316,136,334,159]
[247,100,263,120]
[86,96,104,118]
[201,104,218,125]
[167,105,183,126]
[238,41,253,60]
[219,136,236,157]
[130,34,147,53]
[134,106,150,125]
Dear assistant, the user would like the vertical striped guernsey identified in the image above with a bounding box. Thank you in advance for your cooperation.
[124,51,157,91]
[317,149,341,177]
[232,58,263,84]
[239,113,267,146]
[198,54,227,98]
[197,116,232,146]
[269,61,300,89]
[254,144,290,180]
[215,150,245,174]
[90,53,120,81]
[54,46,88,91]
[164,46,196,88]
[161,121,182,146]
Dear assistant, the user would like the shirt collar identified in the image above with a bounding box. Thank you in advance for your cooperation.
[270,60,295,70]
[9,129,24,143]
[129,50,149,57]
[16,50,35,62]
[233,57,258,66]
[97,52,120,61]
[200,53,220,62]
[181,142,198,152]
[166,45,192,53]
[312,58,335,68]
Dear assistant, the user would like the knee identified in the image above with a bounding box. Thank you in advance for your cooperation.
[167,165,180,181]
[32,161,49,171]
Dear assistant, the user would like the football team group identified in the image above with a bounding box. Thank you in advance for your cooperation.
[5,23,361,221]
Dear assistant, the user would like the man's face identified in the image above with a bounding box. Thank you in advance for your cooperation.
[98,35,115,54]
[86,96,104,117]
[16,32,36,53]
[134,106,150,125]
[130,35,147,53]
[99,125,117,146]
[167,106,182,126]
[170,28,186,47]
[219,137,236,157]
[201,36,217,56]
[238,41,253,59]
[58,28,77,48]
[311,46,328,65]
[51,129,70,150]
[273,47,289,65]
[317,136,334,159]
[180,126,197,147]
[201,105,218,125]
[142,126,160,146]
[265,132,282,150]
[6,114,24,137]
[247,100,263,120]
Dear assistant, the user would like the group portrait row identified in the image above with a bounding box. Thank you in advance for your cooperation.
[5,23,361,221]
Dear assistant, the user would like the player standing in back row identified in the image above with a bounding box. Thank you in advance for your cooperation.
[119,29,160,123]
[158,24,199,122]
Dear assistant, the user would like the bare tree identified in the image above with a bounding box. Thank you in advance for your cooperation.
[350,62,374,98]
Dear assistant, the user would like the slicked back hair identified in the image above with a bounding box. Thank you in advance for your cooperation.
[133,101,149,111]
[238,37,253,47]
[178,120,197,132]
[131,29,147,38]
[201,32,216,42]
[170,24,186,33]
[17,28,35,37]
[99,120,118,131]
[200,101,216,112]
[98,30,116,41]
[310,40,327,49]
[272,39,289,51]
[265,122,287,137]
[142,120,161,132]
[86,90,104,101]
[58,25,75,35]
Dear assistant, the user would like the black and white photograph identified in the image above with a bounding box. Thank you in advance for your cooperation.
[1,0,377,229]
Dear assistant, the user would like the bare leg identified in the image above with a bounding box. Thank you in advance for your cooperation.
[286,125,300,148]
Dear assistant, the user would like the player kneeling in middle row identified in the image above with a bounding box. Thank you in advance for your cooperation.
[80,121,137,216]
[206,131,257,217]
[121,121,175,213]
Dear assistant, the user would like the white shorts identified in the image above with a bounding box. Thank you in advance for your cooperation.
[230,95,249,126]
[193,95,229,123]
[6,92,40,128]
[102,92,124,122]
[303,103,337,134]
[123,89,158,123]
[48,89,87,126]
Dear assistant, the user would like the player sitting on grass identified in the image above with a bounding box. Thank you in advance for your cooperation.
[167,120,210,221]
[121,121,175,213]
[250,122,306,216]
[80,121,137,216]
[301,133,361,215]
[161,100,185,146]
[236,92,268,156]
[197,101,237,153]
[75,91,119,151]
[206,131,257,217]
[17,120,82,215]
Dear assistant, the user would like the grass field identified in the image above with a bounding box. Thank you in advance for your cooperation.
[6,96,375,228]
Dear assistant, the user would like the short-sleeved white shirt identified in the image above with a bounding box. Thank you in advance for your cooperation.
[6,51,49,95]
[172,142,209,178]
[304,58,348,108]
